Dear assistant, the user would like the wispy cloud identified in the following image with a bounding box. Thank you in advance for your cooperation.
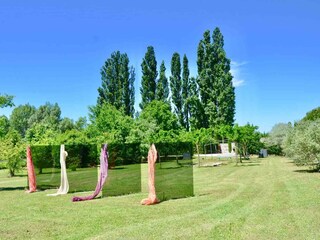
[230,61,247,87]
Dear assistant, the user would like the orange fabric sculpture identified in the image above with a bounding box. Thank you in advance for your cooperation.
[26,146,37,193]
[141,144,160,205]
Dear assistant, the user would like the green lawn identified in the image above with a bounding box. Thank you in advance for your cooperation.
[0,156,319,239]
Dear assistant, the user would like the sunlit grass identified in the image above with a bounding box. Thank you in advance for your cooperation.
[0,156,319,239]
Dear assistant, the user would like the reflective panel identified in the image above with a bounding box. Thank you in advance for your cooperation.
[31,145,99,192]
[102,143,142,197]
[155,142,194,201]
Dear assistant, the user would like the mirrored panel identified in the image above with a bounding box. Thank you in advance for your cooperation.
[102,143,142,197]
[155,142,194,201]
[31,145,99,192]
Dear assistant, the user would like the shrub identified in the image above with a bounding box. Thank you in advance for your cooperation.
[0,131,25,177]
[284,119,320,170]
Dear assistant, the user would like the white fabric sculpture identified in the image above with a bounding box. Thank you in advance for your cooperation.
[47,145,69,196]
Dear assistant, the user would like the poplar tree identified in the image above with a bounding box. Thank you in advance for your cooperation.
[156,61,169,103]
[140,46,158,109]
[97,51,135,117]
[182,54,190,130]
[211,28,235,126]
[187,77,205,130]
[197,28,235,127]
[170,52,184,127]
[128,67,135,117]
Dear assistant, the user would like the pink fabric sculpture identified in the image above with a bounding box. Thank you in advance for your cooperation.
[26,146,37,193]
[72,144,108,202]
[141,144,160,205]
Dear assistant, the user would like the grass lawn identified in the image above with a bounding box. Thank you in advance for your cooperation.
[0,156,319,239]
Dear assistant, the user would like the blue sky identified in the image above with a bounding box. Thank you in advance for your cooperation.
[0,0,319,133]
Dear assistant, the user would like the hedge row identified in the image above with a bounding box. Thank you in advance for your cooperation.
[31,142,193,173]
[30,144,98,173]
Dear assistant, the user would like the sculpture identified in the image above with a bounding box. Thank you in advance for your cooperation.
[47,145,69,196]
[141,144,160,205]
[72,144,108,202]
[26,146,37,193]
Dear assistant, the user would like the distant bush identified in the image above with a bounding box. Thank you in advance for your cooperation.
[266,144,283,155]
[284,119,320,170]
[262,123,292,156]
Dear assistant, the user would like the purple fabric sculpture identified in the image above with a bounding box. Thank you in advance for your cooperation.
[72,144,108,202]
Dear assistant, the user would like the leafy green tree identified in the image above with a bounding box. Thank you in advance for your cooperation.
[182,54,190,131]
[0,130,25,177]
[140,46,158,109]
[97,51,135,117]
[25,123,58,144]
[211,27,235,126]
[170,52,184,127]
[127,66,135,117]
[284,119,320,170]
[75,117,88,130]
[0,115,10,138]
[9,104,36,137]
[126,118,158,144]
[153,129,180,143]
[232,124,261,162]
[197,28,235,128]
[59,117,75,133]
[190,128,215,165]
[0,94,14,108]
[197,31,211,110]
[139,100,179,132]
[89,103,133,143]
[28,102,61,130]
[262,123,292,155]
[213,124,234,141]
[187,77,205,130]
[56,129,90,145]
[302,107,320,122]
[156,61,169,103]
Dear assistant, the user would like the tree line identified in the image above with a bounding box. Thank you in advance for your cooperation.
[96,27,235,131]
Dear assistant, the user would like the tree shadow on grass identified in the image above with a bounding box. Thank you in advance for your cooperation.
[293,169,320,174]
[0,186,26,191]
[234,164,261,167]
[10,174,28,177]
[109,167,125,170]
[234,161,261,167]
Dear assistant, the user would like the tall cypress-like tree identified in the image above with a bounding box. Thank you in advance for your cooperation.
[140,46,158,109]
[97,51,135,117]
[128,67,135,117]
[211,28,235,126]
[156,61,169,103]
[197,28,235,127]
[170,52,184,127]
[182,54,190,130]
[187,77,205,130]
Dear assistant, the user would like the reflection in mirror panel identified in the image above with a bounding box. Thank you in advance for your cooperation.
[155,142,194,201]
[30,145,99,192]
[102,143,142,197]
